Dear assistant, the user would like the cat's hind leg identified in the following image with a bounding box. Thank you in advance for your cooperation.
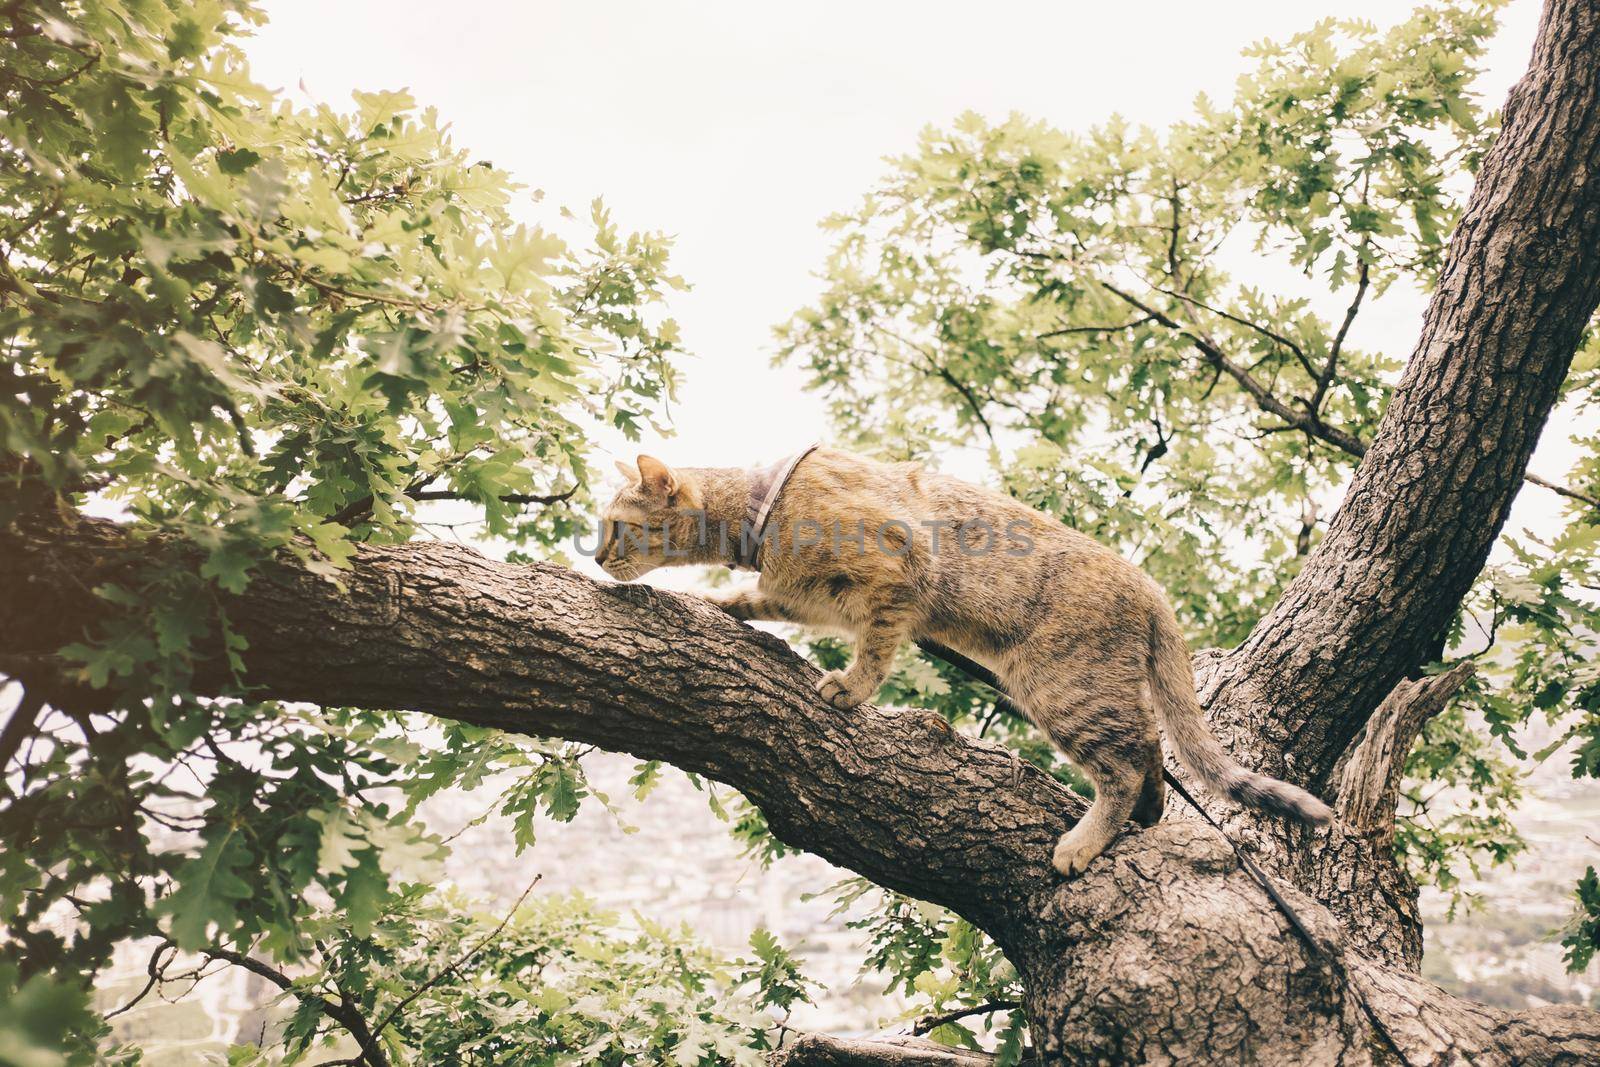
[1130,742,1167,828]
[1023,684,1155,877]
[1051,747,1144,878]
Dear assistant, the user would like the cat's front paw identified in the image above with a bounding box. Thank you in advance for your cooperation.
[816,669,866,710]
[702,593,755,621]
[704,596,746,620]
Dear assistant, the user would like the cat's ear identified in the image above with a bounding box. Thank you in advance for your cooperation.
[614,459,640,484]
[636,454,678,498]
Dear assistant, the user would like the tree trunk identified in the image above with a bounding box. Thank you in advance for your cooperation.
[6,0,1600,1063]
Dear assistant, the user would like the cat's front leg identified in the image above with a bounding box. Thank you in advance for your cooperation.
[704,585,795,623]
[816,618,908,710]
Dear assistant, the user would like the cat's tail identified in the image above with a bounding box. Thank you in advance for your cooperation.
[1147,604,1334,826]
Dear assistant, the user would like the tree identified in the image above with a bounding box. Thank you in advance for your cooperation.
[3,0,1600,1065]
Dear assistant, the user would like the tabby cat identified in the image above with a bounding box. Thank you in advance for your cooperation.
[594,448,1332,877]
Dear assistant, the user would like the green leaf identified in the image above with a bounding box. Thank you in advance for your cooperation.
[995,1011,1028,1067]
[216,147,263,174]
[311,808,368,874]
[1561,866,1600,972]
[339,855,390,939]
[365,819,448,884]
[161,825,255,950]
[542,761,584,822]
[629,760,664,801]
[1442,93,1479,133]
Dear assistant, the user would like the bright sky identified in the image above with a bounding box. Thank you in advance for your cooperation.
[243,0,1545,478]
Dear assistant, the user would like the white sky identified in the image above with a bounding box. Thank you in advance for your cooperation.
[243,0,1546,477]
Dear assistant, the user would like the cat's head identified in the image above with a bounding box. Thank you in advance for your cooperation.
[594,455,705,580]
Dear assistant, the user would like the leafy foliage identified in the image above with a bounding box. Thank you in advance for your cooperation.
[0,964,106,1067]
[816,878,1023,1055]
[1562,867,1600,973]
[205,889,809,1066]
[1394,699,1525,913]
[779,3,1509,644]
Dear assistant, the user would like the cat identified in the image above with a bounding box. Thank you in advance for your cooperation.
[593,448,1333,877]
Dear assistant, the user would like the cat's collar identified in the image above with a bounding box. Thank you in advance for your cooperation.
[736,443,820,570]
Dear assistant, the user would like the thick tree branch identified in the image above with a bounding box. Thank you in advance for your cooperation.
[1336,662,1476,835]
[0,508,1082,940]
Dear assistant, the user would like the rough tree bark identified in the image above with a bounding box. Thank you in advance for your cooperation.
[5,0,1600,1063]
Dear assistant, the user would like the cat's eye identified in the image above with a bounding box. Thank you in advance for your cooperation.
[599,520,650,562]
[614,521,650,549]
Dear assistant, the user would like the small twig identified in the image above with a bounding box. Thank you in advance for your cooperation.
[911,999,1021,1036]
[976,701,1004,739]
[1165,183,1181,278]
[407,487,577,506]
[1097,280,1592,506]
[104,940,177,1019]
[1523,471,1600,510]
[287,269,448,314]
[1036,315,1155,339]
[1100,280,1366,455]
[369,874,541,1039]
[344,183,409,206]
[870,325,996,444]
[1153,284,1318,382]
[330,479,574,528]
[1313,256,1370,412]
[1134,417,1172,482]
[1296,498,1319,557]
[4,45,100,87]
